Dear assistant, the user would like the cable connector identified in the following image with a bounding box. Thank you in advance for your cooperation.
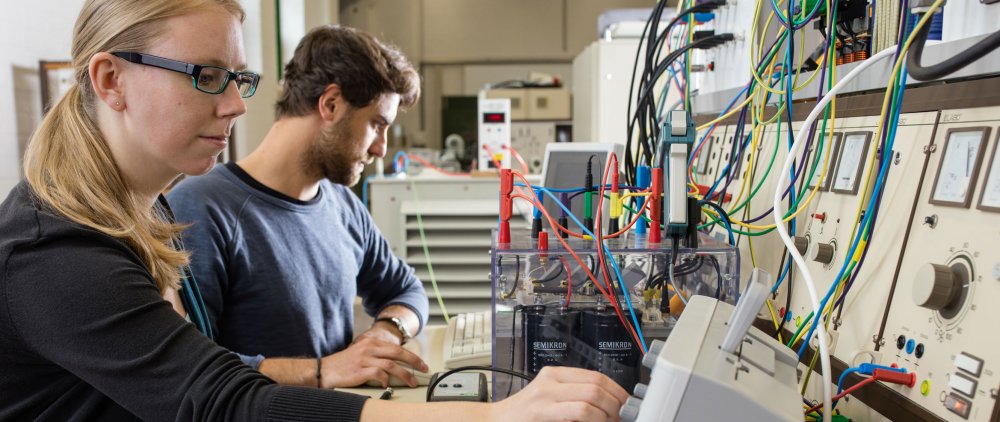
[857,363,906,376]
[692,0,727,12]
[872,368,916,388]
[693,30,716,42]
[693,33,736,50]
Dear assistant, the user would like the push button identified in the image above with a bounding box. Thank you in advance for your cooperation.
[949,372,977,398]
[955,352,983,377]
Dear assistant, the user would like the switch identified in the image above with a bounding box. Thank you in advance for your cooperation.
[810,242,835,265]
[949,373,977,398]
[944,393,971,419]
[955,352,983,377]
[812,212,827,222]
[912,263,960,311]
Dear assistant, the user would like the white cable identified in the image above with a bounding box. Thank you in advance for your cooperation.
[771,46,896,422]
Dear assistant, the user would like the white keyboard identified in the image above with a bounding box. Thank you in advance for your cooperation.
[443,311,493,369]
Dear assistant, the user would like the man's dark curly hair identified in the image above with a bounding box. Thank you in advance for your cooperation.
[275,25,420,119]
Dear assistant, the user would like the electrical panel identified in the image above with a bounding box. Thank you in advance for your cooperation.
[689,1,757,95]
[782,113,940,370]
[478,98,512,171]
[879,106,1000,422]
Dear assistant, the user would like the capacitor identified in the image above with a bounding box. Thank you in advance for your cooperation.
[580,308,642,390]
[522,305,580,374]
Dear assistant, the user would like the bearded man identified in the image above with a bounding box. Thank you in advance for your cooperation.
[167,25,429,390]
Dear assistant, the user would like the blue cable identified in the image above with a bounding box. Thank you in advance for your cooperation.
[797,65,909,358]
[770,0,825,30]
[771,257,793,294]
[688,85,751,168]
[833,367,861,408]
[539,188,648,353]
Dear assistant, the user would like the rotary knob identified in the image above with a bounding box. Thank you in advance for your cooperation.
[793,236,809,255]
[634,383,648,399]
[810,242,835,265]
[642,340,665,369]
[620,397,644,422]
[913,263,960,310]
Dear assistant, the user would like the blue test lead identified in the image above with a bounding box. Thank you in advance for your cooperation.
[558,192,569,239]
[635,165,651,235]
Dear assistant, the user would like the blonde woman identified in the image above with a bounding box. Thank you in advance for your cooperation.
[0,0,629,421]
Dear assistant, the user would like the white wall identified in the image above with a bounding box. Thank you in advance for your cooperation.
[0,0,86,198]
[0,1,340,198]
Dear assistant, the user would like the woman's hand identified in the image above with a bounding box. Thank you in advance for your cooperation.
[492,366,630,422]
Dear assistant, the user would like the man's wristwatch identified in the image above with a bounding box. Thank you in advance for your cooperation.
[374,316,412,344]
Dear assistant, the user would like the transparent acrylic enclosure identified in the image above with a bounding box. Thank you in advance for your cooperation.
[491,230,739,400]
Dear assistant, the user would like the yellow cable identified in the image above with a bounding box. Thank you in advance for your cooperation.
[839,0,944,275]
[765,298,784,343]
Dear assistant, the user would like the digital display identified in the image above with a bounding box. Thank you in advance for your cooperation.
[482,112,505,123]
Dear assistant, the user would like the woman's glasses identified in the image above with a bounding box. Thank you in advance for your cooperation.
[112,52,260,98]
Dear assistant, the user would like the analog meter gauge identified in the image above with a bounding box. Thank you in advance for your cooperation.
[930,128,989,207]
[831,132,871,194]
[808,132,840,192]
[977,135,1000,212]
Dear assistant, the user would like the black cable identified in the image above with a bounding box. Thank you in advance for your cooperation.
[426,365,534,402]
[501,256,522,299]
[626,1,729,185]
[907,13,1000,81]
[534,260,565,284]
[625,0,668,187]
[506,305,520,397]
[659,237,682,314]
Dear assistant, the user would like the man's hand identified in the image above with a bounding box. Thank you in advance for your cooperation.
[356,321,405,345]
[320,335,428,388]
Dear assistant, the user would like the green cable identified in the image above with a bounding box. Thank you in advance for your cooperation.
[409,179,450,323]
[787,310,815,348]
[698,14,839,234]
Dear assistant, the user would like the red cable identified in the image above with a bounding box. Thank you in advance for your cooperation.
[559,256,572,306]
[606,196,651,238]
[593,153,644,349]
[505,145,531,174]
[805,377,876,414]
[510,172,643,348]
[407,154,470,176]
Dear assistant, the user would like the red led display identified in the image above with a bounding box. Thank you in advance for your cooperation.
[483,112,505,123]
